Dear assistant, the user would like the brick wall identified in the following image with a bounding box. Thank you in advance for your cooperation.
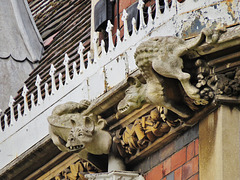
[112,0,137,43]
[145,138,199,180]
[112,0,157,43]
[129,124,199,179]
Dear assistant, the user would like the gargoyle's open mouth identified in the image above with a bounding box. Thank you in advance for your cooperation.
[118,104,130,113]
[68,144,84,151]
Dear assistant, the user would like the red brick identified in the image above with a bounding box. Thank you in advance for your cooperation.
[187,141,195,161]
[120,28,124,40]
[174,167,182,180]
[188,173,199,180]
[182,156,199,180]
[114,3,118,17]
[112,17,118,36]
[145,164,163,180]
[171,147,187,171]
[131,0,137,4]
[162,178,167,180]
[119,13,124,29]
[163,158,171,176]
[112,34,116,45]
[195,139,199,155]
[150,0,156,6]
[119,0,131,12]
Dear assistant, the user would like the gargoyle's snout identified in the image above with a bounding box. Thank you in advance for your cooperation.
[66,135,86,152]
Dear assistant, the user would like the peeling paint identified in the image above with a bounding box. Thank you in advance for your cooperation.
[182,16,206,38]
[177,1,238,39]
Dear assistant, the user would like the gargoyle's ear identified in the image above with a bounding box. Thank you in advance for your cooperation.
[84,116,95,132]
[70,119,76,128]
[127,77,141,87]
[97,116,107,130]
[88,113,98,124]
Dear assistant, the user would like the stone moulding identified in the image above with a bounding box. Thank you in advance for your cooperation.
[85,171,144,180]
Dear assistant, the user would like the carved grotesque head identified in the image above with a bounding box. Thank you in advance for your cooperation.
[65,115,95,152]
[117,77,147,119]
[48,101,112,156]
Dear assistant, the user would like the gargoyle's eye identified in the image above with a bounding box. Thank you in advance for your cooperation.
[78,133,83,136]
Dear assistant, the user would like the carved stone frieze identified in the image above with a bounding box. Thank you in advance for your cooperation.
[48,100,112,160]
[216,68,240,97]
[195,59,216,101]
[54,159,99,180]
[195,60,240,100]
[114,108,176,157]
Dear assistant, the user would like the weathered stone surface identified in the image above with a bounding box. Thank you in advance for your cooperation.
[48,100,112,159]
[117,27,225,122]
[117,77,148,119]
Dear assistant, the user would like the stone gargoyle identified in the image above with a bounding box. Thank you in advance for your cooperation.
[117,76,190,119]
[118,27,225,119]
[48,100,112,158]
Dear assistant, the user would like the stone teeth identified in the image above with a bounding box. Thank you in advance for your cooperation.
[69,145,82,150]
[120,105,129,112]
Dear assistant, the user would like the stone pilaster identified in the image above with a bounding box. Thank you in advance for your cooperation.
[199,105,240,180]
